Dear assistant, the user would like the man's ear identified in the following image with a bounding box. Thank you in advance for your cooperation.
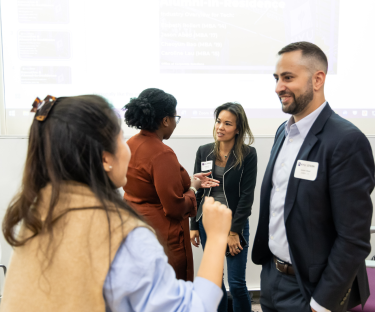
[313,70,326,92]
[102,151,113,172]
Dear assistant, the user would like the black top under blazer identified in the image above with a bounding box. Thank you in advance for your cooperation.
[190,143,257,234]
[252,104,375,311]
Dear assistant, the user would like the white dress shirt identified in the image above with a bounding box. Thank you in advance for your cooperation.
[268,102,330,312]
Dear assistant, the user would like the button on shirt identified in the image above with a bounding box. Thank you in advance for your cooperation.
[269,102,327,264]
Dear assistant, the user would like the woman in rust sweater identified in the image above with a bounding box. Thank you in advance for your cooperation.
[123,88,217,281]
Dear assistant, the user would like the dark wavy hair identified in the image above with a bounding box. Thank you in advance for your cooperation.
[3,95,140,247]
[213,102,254,168]
[123,88,177,131]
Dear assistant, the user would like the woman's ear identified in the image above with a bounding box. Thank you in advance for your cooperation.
[162,116,169,127]
[102,151,113,172]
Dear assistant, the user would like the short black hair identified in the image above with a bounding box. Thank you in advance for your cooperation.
[278,41,328,73]
[124,88,177,131]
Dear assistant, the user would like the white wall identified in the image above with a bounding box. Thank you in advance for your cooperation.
[0,135,375,291]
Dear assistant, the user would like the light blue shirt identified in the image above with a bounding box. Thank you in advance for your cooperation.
[268,102,330,312]
[103,227,223,312]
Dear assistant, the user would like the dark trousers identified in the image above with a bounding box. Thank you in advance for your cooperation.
[260,258,311,312]
[199,218,252,312]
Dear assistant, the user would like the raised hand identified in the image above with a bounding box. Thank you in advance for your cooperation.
[202,197,232,241]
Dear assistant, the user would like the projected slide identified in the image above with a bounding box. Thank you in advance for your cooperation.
[160,0,339,74]
[1,0,375,135]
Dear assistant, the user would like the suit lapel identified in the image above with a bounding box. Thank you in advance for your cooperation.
[263,127,286,192]
[284,103,333,222]
[284,135,318,221]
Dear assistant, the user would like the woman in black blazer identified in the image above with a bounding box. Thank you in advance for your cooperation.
[190,102,257,312]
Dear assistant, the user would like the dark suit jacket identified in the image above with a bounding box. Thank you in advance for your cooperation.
[252,104,375,311]
[190,143,257,234]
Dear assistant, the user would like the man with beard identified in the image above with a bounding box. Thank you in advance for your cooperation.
[252,41,374,312]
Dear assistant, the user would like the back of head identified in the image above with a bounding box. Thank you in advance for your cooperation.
[29,95,119,188]
[278,41,328,74]
[124,88,177,131]
[3,95,138,247]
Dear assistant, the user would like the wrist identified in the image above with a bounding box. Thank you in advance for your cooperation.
[189,186,197,193]
[229,231,238,236]
[206,235,227,246]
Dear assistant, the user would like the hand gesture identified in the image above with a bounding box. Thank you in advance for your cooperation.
[194,172,220,188]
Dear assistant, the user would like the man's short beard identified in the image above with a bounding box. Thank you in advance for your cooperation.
[281,80,314,115]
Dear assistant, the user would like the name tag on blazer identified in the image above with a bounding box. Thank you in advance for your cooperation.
[294,160,319,181]
[201,161,213,171]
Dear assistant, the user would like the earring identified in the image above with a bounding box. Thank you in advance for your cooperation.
[109,166,113,170]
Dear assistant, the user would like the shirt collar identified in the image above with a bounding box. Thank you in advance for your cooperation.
[285,101,327,139]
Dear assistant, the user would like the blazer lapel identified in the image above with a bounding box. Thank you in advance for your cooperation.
[284,103,333,222]
[224,150,237,175]
[206,149,215,179]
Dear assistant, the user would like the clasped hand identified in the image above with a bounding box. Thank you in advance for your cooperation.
[227,232,243,256]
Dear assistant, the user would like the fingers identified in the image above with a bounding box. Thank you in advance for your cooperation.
[230,244,235,257]
[191,239,199,247]
[202,178,220,184]
[227,235,242,256]
[207,178,220,183]
[200,171,211,177]
[190,230,200,247]
[229,244,241,256]
[230,246,240,256]
[200,182,220,188]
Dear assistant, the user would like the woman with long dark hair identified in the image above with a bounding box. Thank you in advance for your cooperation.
[123,88,218,282]
[1,95,231,312]
[190,102,257,312]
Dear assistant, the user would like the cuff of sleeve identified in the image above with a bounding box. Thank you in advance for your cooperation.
[190,221,199,230]
[188,192,198,215]
[310,297,331,312]
[190,215,199,230]
[193,277,223,311]
[230,224,242,234]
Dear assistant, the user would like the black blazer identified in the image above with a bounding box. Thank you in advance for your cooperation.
[252,104,375,311]
[190,143,257,234]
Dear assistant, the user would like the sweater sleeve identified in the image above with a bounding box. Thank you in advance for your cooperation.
[152,150,197,221]
[190,146,204,231]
